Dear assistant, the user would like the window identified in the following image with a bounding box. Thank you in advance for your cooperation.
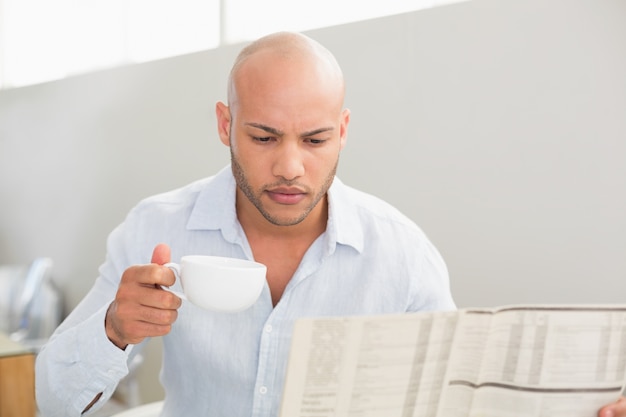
[0,0,465,89]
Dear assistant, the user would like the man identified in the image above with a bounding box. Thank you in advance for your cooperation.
[35,31,623,417]
[36,33,626,417]
[35,31,455,416]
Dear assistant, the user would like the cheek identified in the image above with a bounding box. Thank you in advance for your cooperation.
[233,147,270,182]
[313,148,340,170]
[240,150,268,172]
[231,140,256,165]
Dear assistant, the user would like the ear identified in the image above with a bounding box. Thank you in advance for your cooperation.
[215,101,232,146]
[339,108,350,150]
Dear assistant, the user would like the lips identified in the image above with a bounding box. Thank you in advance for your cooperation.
[266,187,306,205]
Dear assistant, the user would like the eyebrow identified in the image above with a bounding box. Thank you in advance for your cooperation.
[244,122,334,138]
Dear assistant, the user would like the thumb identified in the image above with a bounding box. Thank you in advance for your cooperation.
[598,405,615,417]
[151,243,171,265]
[599,397,626,417]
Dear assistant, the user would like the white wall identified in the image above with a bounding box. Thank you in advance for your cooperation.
[1,0,624,405]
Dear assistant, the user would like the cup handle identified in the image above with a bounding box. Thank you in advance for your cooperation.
[161,262,187,301]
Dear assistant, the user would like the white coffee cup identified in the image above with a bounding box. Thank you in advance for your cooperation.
[162,255,267,312]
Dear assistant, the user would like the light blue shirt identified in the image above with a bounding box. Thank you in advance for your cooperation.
[36,165,455,417]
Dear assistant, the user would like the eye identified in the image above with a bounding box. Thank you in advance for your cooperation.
[252,136,273,143]
[305,138,326,145]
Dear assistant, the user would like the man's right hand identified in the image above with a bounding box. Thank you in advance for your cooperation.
[105,243,182,349]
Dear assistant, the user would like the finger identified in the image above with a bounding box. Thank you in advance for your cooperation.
[598,396,626,417]
[110,317,174,346]
[121,264,173,287]
[134,304,179,326]
[119,270,179,304]
[151,243,171,265]
[139,285,182,310]
[105,300,174,347]
[128,322,173,341]
[152,264,176,288]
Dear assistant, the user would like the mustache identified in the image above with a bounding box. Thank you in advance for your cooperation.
[264,179,309,191]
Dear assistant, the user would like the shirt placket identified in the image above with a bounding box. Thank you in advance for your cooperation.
[251,308,281,417]
[250,238,328,417]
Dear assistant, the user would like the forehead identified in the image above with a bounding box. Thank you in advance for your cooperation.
[232,51,344,128]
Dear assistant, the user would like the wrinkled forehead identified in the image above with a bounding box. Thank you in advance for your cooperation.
[229,52,345,131]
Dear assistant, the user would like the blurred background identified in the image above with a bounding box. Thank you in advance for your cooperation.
[1,0,624,412]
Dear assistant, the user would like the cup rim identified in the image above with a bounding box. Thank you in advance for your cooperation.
[180,255,266,270]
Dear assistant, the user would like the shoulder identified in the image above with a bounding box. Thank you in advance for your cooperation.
[133,177,213,212]
[330,179,455,312]
[332,178,422,234]
[104,175,221,263]
[118,175,220,234]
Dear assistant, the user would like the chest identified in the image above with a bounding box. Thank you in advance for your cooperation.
[252,244,306,306]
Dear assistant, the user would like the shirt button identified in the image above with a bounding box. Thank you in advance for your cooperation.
[259,386,268,395]
[264,324,273,333]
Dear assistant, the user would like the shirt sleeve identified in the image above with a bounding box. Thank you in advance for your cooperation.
[407,233,457,313]
[35,219,143,416]
[35,302,138,416]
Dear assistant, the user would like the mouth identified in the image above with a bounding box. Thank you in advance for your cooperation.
[266,187,307,205]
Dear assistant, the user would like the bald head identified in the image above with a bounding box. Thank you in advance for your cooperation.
[227,32,345,108]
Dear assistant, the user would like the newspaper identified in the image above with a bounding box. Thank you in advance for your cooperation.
[279,305,626,417]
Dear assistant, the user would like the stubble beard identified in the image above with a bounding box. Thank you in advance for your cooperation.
[230,150,337,227]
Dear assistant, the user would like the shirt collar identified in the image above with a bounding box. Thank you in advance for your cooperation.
[326,177,364,253]
[186,165,364,253]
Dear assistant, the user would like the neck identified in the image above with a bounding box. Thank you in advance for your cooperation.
[236,191,328,241]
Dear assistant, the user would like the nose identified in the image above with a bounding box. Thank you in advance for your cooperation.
[272,140,305,181]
